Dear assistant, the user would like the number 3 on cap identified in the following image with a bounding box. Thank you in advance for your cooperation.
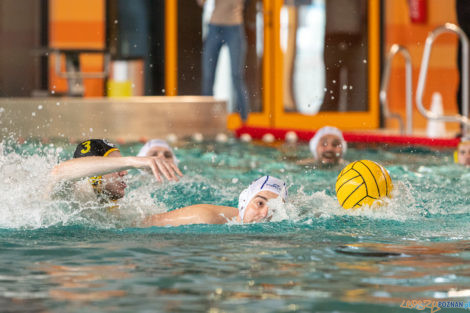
[81,141,91,154]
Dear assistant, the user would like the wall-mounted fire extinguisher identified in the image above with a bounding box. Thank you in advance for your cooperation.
[408,0,427,23]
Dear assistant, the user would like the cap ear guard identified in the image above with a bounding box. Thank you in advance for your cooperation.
[454,150,459,163]
[89,175,103,194]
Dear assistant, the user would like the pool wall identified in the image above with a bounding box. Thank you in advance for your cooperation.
[0,96,227,142]
[236,126,460,148]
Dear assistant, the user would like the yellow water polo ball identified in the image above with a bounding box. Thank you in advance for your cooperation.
[336,160,393,209]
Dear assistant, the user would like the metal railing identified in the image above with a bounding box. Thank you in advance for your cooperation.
[380,44,413,135]
[416,23,470,137]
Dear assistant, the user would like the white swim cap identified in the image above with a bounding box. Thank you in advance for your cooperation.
[309,126,347,159]
[137,139,179,164]
[238,176,288,220]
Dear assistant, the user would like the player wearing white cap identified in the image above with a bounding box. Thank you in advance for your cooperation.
[141,176,288,227]
[297,126,347,166]
[137,139,179,166]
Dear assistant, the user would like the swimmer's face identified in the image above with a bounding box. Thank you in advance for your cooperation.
[146,146,174,163]
[457,143,470,166]
[316,134,343,164]
[243,190,279,223]
[102,151,128,200]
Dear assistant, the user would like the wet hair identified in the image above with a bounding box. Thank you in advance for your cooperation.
[73,139,119,158]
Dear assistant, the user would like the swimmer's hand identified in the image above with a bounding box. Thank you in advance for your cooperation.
[137,156,183,182]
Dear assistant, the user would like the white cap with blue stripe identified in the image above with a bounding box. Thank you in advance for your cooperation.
[238,175,288,220]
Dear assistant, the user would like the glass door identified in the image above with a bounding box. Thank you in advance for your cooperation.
[172,0,380,130]
[272,0,380,130]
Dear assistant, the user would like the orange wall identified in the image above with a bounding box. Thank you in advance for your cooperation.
[49,0,105,97]
[385,0,459,131]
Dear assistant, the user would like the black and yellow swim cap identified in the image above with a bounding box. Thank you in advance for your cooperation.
[73,139,119,158]
[73,139,120,200]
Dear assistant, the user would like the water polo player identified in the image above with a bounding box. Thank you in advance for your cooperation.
[297,126,347,166]
[137,139,179,166]
[141,175,288,227]
[454,137,470,166]
[49,139,182,201]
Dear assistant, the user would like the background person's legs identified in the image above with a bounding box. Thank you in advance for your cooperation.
[201,25,224,96]
[226,25,249,121]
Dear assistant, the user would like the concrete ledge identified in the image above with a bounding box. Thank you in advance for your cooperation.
[0,96,227,141]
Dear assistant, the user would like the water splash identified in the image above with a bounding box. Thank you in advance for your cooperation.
[0,140,468,238]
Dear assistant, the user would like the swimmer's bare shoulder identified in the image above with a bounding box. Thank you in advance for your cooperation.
[141,204,238,227]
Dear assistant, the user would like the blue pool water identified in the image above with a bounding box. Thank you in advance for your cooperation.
[0,139,470,312]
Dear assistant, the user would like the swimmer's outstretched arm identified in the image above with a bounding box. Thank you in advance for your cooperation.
[141,204,238,227]
[50,156,183,184]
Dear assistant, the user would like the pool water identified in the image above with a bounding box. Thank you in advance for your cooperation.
[1,138,470,313]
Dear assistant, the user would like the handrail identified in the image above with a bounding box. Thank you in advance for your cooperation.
[380,44,413,135]
[416,23,470,137]
[52,49,110,79]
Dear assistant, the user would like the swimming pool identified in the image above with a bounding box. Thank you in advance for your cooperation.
[1,138,469,312]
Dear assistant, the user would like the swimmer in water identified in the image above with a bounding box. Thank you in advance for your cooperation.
[48,139,182,202]
[141,175,287,226]
[454,137,470,166]
[297,126,347,166]
[137,139,178,166]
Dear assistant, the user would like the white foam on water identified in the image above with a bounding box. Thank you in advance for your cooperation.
[266,196,290,222]
[0,141,156,229]
[0,142,64,229]
[285,181,421,222]
[0,140,466,232]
